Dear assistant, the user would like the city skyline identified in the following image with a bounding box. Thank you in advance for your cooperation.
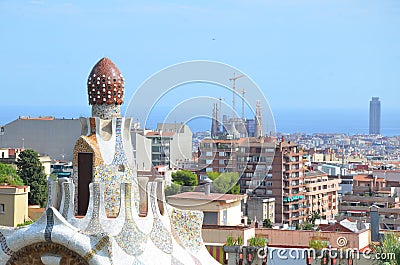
[1,103,399,136]
[1,1,399,135]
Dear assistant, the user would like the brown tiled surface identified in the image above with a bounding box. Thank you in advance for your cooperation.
[6,242,88,265]
[87,57,124,105]
[73,135,103,168]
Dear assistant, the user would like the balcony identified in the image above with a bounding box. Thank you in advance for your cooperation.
[283,195,304,202]
[342,195,399,203]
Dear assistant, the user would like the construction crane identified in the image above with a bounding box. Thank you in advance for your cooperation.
[240,88,246,120]
[229,73,245,119]
[218,96,224,124]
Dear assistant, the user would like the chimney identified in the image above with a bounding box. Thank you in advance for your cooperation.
[204,178,212,196]
[370,205,380,242]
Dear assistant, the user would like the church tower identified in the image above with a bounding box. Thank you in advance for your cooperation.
[255,100,263,138]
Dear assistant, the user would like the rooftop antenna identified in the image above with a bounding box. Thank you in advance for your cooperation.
[229,73,245,120]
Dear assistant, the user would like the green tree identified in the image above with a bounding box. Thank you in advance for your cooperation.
[0,163,24,185]
[298,221,314,230]
[263,218,272,228]
[248,236,267,247]
[206,171,220,181]
[165,182,181,196]
[16,149,48,206]
[171,170,198,192]
[373,232,400,265]
[309,239,328,250]
[308,211,321,223]
[210,172,240,194]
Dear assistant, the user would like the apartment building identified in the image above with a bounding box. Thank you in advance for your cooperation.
[199,137,341,226]
[304,170,341,220]
[145,131,174,167]
[198,138,239,176]
[236,137,275,195]
[340,174,400,230]
[145,123,193,168]
[271,141,307,225]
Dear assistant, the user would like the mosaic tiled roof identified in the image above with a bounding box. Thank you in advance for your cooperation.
[87,58,124,105]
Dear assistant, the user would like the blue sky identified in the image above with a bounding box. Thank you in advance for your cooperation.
[0,0,399,134]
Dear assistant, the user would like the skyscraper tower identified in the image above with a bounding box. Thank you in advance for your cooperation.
[369,97,381,135]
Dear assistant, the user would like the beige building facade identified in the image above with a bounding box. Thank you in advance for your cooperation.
[167,192,247,226]
[304,170,341,221]
[0,185,30,227]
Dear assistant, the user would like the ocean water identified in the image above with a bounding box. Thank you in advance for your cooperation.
[273,108,400,136]
[1,105,399,136]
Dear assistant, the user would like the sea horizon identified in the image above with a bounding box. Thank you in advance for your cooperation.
[1,105,399,137]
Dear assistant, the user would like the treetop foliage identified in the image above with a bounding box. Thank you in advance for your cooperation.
[207,171,240,194]
[0,163,24,186]
[15,149,48,206]
[171,170,198,187]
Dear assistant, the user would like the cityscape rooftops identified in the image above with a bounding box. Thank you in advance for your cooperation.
[145,131,175,137]
[168,191,247,203]
[353,174,385,182]
[304,169,328,178]
[19,116,55,120]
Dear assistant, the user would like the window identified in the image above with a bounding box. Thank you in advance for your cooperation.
[256,165,266,171]
[267,173,273,178]
[206,167,213,172]
[0,204,4,213]
[266,181,273,187]
[251,180,261,186]
[206,152,213,156]
[203,212,218,225]
[203,143,210,148]
[237,157,245,162]
[219,152,225,156]
[223,209,228,225]
[266,190,272,195]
